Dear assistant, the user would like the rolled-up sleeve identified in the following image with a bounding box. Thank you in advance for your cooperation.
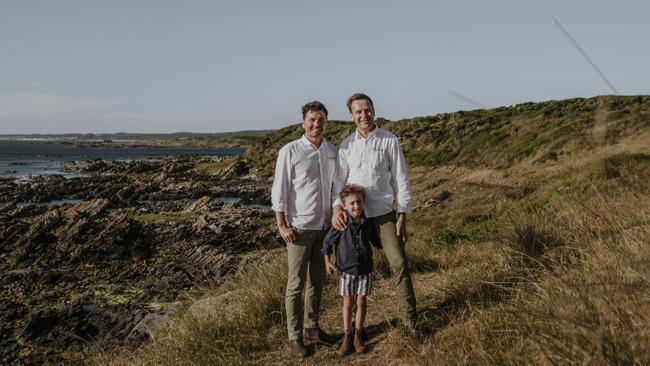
[271,146,291,213]
[331,143,349,208]
[390,139,412,214]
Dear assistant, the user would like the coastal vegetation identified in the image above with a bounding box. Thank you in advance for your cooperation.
[92,95,650,365]
[247,95,650,176]
[194,157,238,174]
[2,95,649,364]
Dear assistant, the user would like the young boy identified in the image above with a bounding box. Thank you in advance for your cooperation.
[322,184,381,355]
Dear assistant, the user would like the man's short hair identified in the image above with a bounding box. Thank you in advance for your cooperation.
[340,184,365,202]
[346,93,374,112]
[302,101,328,119]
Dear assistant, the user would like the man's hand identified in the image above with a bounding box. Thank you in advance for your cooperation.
[278,224,296,245]
[324,257,337,275]
[275,211,295,244]
[331,205,347,231]
[396,213,408,244]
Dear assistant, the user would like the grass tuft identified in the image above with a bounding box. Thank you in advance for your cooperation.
[96,251,287,365]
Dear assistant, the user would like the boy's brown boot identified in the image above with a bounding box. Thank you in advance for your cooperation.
[338,331,354,356]
[353,328,367,353]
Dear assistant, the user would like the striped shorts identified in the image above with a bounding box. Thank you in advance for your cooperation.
[339,272,372,296]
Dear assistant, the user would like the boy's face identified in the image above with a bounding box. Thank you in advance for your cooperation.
[342,193,363,219]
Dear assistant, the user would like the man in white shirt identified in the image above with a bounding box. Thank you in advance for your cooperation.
[331,93,417,331]
[271,101,338,357]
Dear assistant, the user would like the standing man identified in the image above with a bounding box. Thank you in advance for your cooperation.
[271,101,338,357]
[331,93,417,331]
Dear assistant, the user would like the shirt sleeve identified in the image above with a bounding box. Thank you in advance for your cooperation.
[271,145,291,213]
[331,140,349,208]
[322,226,341,255]
[389,138,412,214]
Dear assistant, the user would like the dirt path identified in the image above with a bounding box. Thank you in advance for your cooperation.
[251,273,431,365]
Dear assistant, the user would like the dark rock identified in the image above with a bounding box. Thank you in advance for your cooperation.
[22,311,60,341]
[82,305,102,315]
[193,215,208,232]
[0,155,276,363]
[6,269,28,277]
[185,196,213,213]
[64,198,110,220]
[39,270,63,285]
[230,160,249,176]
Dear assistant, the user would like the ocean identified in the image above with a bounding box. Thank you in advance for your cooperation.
[0,139,244,178]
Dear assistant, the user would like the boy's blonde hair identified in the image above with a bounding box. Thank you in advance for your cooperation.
[339,184,365,202]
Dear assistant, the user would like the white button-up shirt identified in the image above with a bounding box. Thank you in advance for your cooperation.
[271,135,337,230]
[332,126,411,218]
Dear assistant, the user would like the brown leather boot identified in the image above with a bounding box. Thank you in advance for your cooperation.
[338,331,354,356]
[359,327,368,341]
[304,328,338,346]
[287,340,309,358]
[353,328,367,353]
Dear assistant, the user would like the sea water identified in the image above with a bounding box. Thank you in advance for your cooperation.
[0,139,244,178]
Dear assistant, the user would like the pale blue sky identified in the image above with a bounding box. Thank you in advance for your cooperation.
[1,0,648,133]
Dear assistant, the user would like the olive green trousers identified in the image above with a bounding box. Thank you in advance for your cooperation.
[371,211,418,327]
[285,228,326,341]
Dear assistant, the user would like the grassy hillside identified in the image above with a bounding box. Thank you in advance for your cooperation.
[95,95,650,365]
[246,95,650,176]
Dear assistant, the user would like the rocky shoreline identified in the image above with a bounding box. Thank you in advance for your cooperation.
[0,156,281,365]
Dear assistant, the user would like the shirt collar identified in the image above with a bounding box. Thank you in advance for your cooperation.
[301,134,326,149]
[346,212,366,226]
[354,125,378,141]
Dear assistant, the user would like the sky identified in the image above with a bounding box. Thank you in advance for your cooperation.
[1,0,649,134]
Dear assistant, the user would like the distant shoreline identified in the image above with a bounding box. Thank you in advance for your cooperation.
[0,130,275,140]
[0,140,244,177]
[0,131,275,151]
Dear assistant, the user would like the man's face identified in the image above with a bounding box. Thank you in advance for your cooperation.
[349,99,375,132]
[343,193,363,220]
[302,110,328,141]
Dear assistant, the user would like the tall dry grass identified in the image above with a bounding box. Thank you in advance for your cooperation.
[93,187,650,365]
[411,190,650,365]
[93,251,288,366]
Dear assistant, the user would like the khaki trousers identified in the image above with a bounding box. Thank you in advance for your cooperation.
[371,211,418,326]
[285,228,326,341]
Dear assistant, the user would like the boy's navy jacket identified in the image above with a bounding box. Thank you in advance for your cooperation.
[322,214,381,275]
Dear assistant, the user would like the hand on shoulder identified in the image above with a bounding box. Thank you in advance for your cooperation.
[332,205,348,231]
